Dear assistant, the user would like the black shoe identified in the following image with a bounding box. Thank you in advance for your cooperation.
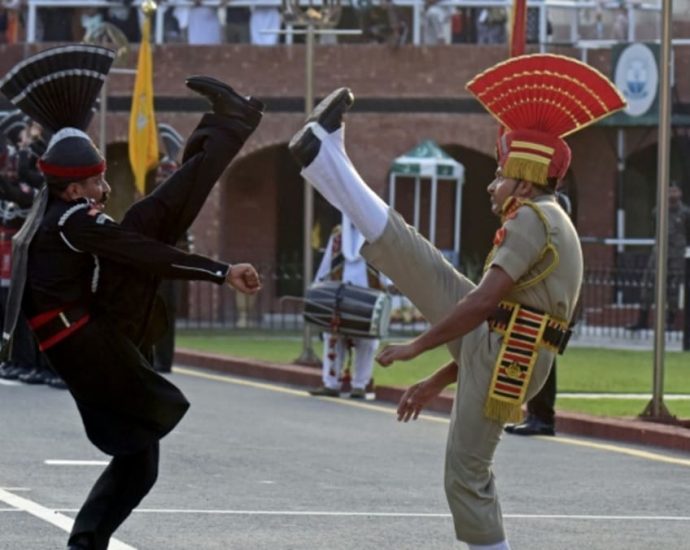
[19,368,50,385]
[47,374,68,389]
[185,76,264,127]
[67,532,92,549]
[0,362,20,380]
[505,416,555,436]
[308,386,340,398]
[349,387,367,399]
[288,87,355,168]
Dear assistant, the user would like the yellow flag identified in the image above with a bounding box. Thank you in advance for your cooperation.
[128,15,158,195]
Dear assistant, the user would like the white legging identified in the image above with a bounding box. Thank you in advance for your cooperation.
[301,124,389,243]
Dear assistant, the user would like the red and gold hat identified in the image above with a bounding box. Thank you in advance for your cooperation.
[467,54,626,186]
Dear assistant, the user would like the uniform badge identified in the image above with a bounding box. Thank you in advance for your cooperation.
[505,362,521,379]
[493,226,506,246]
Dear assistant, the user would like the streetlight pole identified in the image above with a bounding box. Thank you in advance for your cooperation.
[267,3,360,364]
[298,22,319,364]
[642,0,673,421]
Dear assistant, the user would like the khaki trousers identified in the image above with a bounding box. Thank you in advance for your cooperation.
[363,210,554,545]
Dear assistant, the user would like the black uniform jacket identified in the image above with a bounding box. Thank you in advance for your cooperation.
[20,112,247,456]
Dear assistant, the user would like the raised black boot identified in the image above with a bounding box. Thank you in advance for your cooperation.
[185,75,264,129]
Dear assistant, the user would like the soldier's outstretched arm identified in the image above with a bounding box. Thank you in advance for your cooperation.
[377,266,514,367]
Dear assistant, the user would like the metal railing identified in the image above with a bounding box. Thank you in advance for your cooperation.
[174,261,688,345]
[13,0,663,47]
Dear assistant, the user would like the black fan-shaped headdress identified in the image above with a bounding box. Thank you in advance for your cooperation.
[0,45,115,133]
[158,123,184,163]
[0,45,115,185]
[0,46,115,360]
[0,110,29,146]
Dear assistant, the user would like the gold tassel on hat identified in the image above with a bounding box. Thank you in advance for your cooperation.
[503,155,549,186]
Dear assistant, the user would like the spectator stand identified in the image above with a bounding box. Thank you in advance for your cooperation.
[21,0,662,47]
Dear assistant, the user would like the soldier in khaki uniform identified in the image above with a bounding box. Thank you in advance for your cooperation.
[289,55,625,549]
[628,183,690,330]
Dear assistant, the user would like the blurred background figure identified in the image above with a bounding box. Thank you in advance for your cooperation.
[422,0,453,45]
[249,5,281,45]
[628,183,690,332]
[147,123,191,373]
[611,1,628,41]
[309,214,388,399]
[505,190,573,437]
[476,6,506,44]
[223,0,250,44]
[175,0,223,45]
[0,0,21,44]
[0,116,65,388]
[37,0,77,41]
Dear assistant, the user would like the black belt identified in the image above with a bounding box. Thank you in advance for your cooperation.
[488,301,572,355]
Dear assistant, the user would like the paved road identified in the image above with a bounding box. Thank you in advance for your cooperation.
[1,367,689,550]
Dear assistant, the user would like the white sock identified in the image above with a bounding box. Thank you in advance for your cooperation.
[468,541,511,550]
[301,124,389,243]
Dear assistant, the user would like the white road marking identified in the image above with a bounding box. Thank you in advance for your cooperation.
[0,487,31,491]
[176,367,690,467]
[44,460,109,466]
[559,393,690,400]
[0,488,136,549]
[35,508,690,521]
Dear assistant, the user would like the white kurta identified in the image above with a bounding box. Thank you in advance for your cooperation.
[315,216,380,391]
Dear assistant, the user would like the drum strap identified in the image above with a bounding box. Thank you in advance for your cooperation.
[331,283,347,333]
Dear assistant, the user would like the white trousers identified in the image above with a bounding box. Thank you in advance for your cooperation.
[321,333,378,390]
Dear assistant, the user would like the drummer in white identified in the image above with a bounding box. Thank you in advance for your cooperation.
[310,214,387,399]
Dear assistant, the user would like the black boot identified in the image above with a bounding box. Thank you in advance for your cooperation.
[504,415,555,436]
[19,367,49,385]
[185,75,264,127]
[627,308,649,331]
[666,310,677,331]
[288,87,355,168]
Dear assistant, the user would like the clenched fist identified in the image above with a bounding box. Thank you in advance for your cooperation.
[226,263,262,294]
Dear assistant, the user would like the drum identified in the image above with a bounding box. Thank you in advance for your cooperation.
[303,281,392,339]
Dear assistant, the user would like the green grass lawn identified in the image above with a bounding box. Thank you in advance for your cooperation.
[177,330,690,418]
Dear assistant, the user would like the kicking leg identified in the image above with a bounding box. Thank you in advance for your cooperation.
[122,78,264,244]
[290,88,388,243]
[289,89,475,344]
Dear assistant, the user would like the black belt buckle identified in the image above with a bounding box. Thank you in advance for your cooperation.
[557,328,572,355]
[33,305,88,343]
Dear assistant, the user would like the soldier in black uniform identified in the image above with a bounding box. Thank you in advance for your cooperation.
[0,46,263,550]
[0,116,61,386]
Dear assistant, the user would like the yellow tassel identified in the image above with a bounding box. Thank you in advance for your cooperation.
[484,396,524,424]
[503,158,549,186]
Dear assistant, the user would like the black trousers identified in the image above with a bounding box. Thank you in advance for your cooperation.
[68,443,159,550]
[527,360,556,425]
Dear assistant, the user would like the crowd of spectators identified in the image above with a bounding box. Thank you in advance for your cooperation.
[0,0,639,46]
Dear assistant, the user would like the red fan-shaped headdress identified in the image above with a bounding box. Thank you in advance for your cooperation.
[467,54,626,186]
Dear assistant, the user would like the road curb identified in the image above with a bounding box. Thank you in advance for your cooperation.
[175,348,690,454]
